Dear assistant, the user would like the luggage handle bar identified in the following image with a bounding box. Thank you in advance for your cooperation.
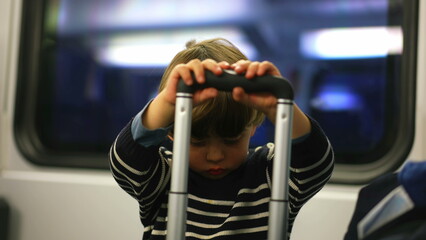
[176,69,294,99]
[168,69,294,240]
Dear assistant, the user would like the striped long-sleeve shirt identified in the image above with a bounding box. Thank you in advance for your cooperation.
[109,116,334,239]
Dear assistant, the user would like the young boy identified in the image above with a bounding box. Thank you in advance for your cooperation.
[109,38,334,239]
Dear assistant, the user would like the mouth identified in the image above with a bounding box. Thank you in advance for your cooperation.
[208,168,225,176]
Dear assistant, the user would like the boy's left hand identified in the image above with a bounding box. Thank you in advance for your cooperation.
[231,60,311,138]
[230,60,281,123]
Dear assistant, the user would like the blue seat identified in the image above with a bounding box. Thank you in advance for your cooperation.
[344,161,426,240]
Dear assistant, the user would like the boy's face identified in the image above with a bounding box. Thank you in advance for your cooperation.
[188,126,257,179]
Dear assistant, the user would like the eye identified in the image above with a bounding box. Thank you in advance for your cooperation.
[190,138,206,147]
[223,137,241,145]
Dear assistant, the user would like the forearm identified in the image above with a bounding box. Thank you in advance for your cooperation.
[266,103,311,139]
[132,99,173,147]
[291,104,311,139]
[142,91,175,130]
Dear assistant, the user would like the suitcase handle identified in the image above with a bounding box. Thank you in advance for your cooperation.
[177,69,294,99]
[170,69,294,240]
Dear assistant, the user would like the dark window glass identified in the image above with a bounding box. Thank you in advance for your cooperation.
[16,0,417,183]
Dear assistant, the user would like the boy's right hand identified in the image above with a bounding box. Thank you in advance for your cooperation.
[160,59,231,106]
[142,59,230,130]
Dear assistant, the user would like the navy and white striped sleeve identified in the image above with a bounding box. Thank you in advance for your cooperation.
[109,112,172,225]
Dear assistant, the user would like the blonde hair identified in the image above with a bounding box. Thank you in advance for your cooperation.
[160,38,264,138]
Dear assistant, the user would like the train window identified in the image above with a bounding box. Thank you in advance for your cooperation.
[15,0,417,183]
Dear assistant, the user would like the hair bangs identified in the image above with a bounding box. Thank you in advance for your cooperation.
[191,92,256,139]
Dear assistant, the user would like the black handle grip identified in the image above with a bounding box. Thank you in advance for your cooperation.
[177,69,294,99]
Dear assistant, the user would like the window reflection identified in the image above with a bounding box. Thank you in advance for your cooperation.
[37,0,401,165]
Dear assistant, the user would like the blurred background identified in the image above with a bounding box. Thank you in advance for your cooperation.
[31,0,403,167]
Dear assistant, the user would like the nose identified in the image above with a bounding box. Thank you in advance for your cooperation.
[206,143,225,163]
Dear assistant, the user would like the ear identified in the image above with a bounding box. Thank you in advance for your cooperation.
[250,126,257,137]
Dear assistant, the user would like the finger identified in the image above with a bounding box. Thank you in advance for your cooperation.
[232,60,251,74]
[187,59,205,84]
[218,61,231,69]
[257,61,281,76]
[233,87,278,112]
[245,61,260,79]
[172,63,194,86]
[202,59,223,76]
[232,87,251,104]
[193,88,218,105]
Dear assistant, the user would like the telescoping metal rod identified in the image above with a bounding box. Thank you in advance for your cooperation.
[167,70,294,240]
[267,99,293,240]
[166,93,193,240]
